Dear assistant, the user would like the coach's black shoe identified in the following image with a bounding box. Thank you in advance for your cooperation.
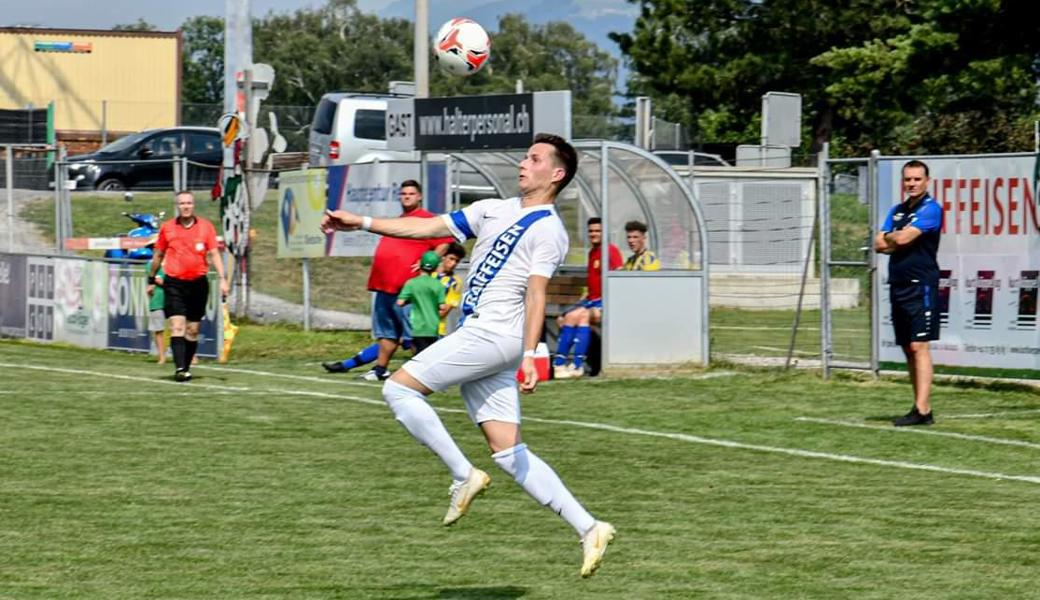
[322,361,348,373]
[893,407,933,427]
[174,369,193,382]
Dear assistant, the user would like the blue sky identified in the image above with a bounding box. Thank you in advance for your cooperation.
[4,1,636,96]
[2,0,635,36]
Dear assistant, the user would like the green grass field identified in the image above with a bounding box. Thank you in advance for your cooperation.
[2,331,1040,599]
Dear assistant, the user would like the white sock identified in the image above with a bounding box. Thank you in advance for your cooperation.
[492,443,595,535]
[382,380,472,481]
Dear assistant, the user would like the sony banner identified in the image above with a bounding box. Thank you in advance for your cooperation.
[386,91,571,152]
[107,263,152,352]
[324,162,447,257]
[875,154,1040,369]
[0,254,27,337]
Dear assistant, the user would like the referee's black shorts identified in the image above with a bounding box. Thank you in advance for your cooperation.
[163,275,209,322]
[890,281,940,347]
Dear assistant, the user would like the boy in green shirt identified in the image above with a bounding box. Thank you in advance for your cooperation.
[397,251,446,354]
[147,266,167,364]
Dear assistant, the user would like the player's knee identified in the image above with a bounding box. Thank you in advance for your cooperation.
[909,341,930,354]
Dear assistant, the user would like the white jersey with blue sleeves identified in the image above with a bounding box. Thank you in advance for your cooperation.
[442,197,569,335]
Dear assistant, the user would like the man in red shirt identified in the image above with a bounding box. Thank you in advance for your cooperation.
[322,180,452,380]
[553,217,622,378]
[147,191,229,382]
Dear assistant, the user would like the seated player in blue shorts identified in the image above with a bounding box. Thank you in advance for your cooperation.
[553,217,622,378]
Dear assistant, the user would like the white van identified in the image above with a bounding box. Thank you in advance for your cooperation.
[307,90,497,202]
[307,92,415,166]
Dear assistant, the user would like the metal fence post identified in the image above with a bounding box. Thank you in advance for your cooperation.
[869,149,881,379]
[818,142,833,379]
[5,145,13,253]
[302,257,311,331]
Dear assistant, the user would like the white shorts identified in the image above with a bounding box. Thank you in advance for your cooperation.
[401,325,523,425]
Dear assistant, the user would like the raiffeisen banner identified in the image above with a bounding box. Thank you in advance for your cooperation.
[875,154,1040,369]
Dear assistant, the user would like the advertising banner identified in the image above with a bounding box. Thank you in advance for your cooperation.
[386,91,572,152]
[876,155,1040,369]
[196,273,222,359]
[325,162,447,257]
[107,263,152,352]
[26,256,55,342]
[0,254,27,337]
[277,168,328,258]
[53,258,109,349]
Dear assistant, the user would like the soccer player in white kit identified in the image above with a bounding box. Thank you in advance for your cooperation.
[321,133,615,578]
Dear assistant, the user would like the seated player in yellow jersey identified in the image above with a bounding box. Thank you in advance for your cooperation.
[622,220,661,271]
[437,242,467,336]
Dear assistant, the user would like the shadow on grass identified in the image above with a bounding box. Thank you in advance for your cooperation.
[438,586,526,599]
[938,378,1040,395]
[864,415,900,423]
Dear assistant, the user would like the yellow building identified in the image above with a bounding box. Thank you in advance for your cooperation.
[0,27,181,145]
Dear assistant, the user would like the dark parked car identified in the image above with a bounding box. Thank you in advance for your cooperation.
[66,127,223,191]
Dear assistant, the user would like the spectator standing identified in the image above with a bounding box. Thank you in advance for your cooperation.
[874,160,942,426]
[147,265,167,364]
[322,180,452,379]
[397,251,447,354]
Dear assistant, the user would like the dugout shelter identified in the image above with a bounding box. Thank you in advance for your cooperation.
[442,140,710,368]
[383,90,708,368]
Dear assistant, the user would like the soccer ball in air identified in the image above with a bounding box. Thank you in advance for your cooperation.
[434,18,491,76]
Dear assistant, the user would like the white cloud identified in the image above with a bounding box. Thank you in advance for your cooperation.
[574,1,639,19]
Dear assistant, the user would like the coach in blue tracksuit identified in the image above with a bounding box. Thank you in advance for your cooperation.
[875,159,943,427]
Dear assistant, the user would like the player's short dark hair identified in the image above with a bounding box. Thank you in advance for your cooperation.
[400,179,422,193]
[902,160,929,177]
[587,217,602,227]
[445,242,467,259]
[533,133,578,193]
[625,220,648,234]
[174,190,193,199]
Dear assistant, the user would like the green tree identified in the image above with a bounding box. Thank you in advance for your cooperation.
[430,14,619,131]
[113,18,157,32]
[252,0,413,106]
[612,0,1040,155]
[813,0,1040,154]
[181,16,225,105]
[178,1,619,136]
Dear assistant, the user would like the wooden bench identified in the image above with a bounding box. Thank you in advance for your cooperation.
[545,270,587,318]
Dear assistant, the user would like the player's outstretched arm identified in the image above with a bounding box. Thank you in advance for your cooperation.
[321,209,451,239]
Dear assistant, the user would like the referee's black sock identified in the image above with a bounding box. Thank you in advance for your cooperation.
[185,338,198,369]
[171,336,187,371]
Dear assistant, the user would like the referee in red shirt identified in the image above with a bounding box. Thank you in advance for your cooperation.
[147,191,230,381]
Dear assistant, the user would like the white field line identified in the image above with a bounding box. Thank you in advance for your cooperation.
[0,362,251,393]
[753,345,817,356]
[750,345,862,361]
[2,361,1039,485]
[942,409,1040,420]
[795,417,1040,451]
[196,364,381,388]
[715,325,863,333]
